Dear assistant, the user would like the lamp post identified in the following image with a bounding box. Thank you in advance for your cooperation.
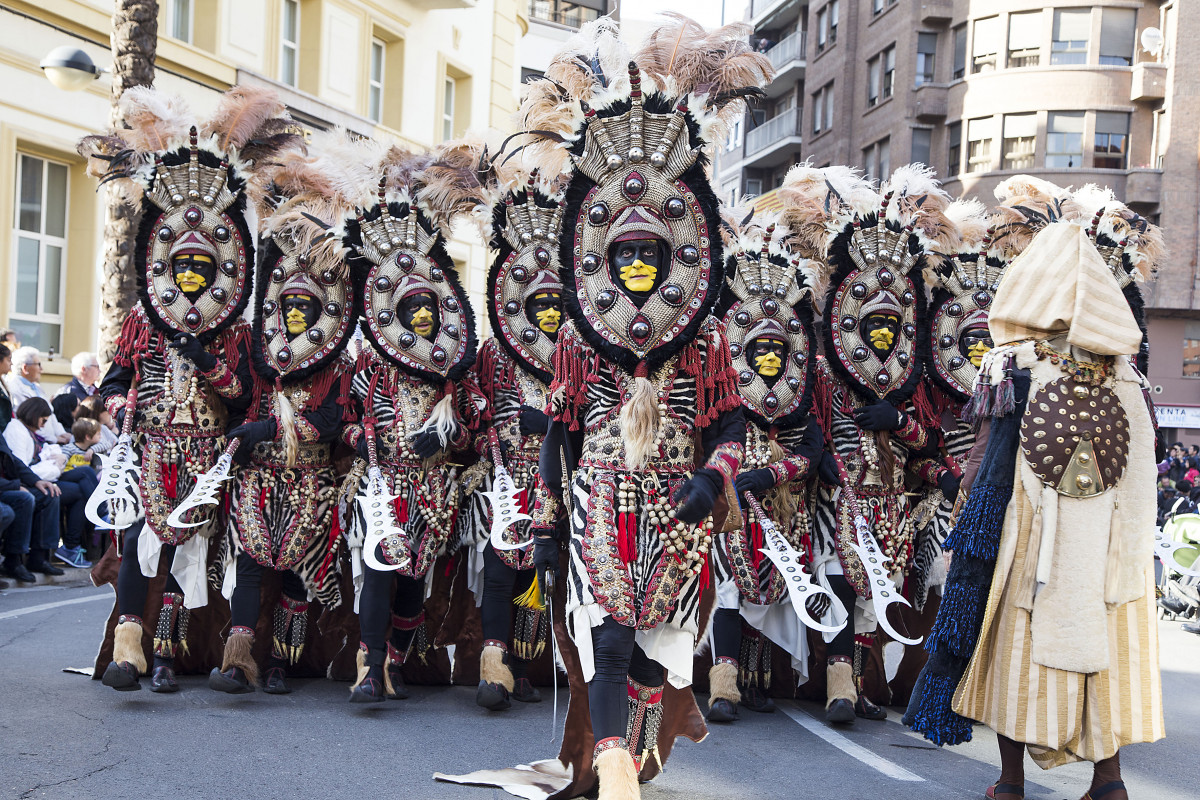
[39,46,106,91]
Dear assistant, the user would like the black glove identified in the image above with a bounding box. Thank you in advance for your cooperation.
[169,333,217,372]
[114,407,126,431]
[229,419,278,464]
[854,400,905,431]
[1012,368,1032,405]
[817,451,843,486]
[938,471,962,502]
[355,434,371,462]
[797,418,826,463]
[532,531,560,590]
[734,468,775,499]
[672,469,722,525]
[518,405,551,437]
[411,424,457,459]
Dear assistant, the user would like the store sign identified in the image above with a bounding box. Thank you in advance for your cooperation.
[1156,405,1200,429]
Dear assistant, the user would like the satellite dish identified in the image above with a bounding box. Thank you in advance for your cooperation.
[1140,27,1164,58]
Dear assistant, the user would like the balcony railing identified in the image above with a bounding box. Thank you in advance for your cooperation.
[765,31,806,71]
[526,1,600,28]
[746,107,801,156]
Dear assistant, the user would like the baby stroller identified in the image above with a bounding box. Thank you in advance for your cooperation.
[1157,513,1200,620]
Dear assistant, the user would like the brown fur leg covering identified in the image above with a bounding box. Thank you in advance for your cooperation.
[113,619,147,674]
[708,660,741,707]
[826,659,857,709]
[221,630,259,686]
[594,745,641,800]
[480,644,515,692]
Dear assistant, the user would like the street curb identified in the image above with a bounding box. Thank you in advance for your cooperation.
[0,571,96,592]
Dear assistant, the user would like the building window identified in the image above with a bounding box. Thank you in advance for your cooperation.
[915,33,937,86]
[872,0,896,16]
[281,0,299,87]
[442,77,456,141]
[12,154,67,352]
[863,137,890,182]
[745,178,763,197]
[1046,111,1084,167]
[1002,113,1037,170]
[724,117,743,153]
[1052,8,1090,65]
[829,1,839,45]
[952,24,967,80]
[368,39,385,124]
[966,117,994,174]
[1184,322,1200,378]
[1099,8,1136,66]
[947,121,961,177]
[882,45,895,99]
[812,83,833,134]
[1094,111,1130,169]
[867,45,894,107]
[972,16,999,74]
[526,1,601,29]
[170,0,193,43]
[910,128,932,166]
[1007,11,1041,68]
[816,7,827,53]
[867,56,881,107]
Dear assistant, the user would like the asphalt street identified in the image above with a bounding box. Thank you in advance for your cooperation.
[1,581,1196,800]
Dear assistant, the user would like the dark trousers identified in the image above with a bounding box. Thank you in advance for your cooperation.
[480,546,536,646]
[712,607,742,662]
[56,468,98,549]
[827,574,857,659]
[359,564,425,667]
[0,488,59,556]
[588,616,665,741]
[116,522,182,617]
[228,551,306,630]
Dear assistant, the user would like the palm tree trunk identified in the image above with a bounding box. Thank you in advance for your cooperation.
[98,0,158,362]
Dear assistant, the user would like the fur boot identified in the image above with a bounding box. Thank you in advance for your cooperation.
[113,618,147,674]
[594,742,640,800]
[480,644,515,692]
[350,644,394,696]
[221,628,259,686]
[708,660,741,707]
[826,658,857,707]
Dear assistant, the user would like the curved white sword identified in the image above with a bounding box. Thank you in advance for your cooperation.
[743,493,844,633]
[1155,528,1200,578]
[166,438,238,529]
[485,443,532,551]
[357,420,411,572]
[86,433,142,530]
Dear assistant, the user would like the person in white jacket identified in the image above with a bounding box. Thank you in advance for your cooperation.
[4,348,69,444]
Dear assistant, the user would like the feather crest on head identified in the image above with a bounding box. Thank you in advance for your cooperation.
[990,174,1073,261]
[418,135,490,233]
[1069,183,1165,281]
[778,163,878,260]
[881,163,958,255]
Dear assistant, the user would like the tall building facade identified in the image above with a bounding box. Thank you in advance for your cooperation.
[0,0,522,384]
[717,0,1200,439]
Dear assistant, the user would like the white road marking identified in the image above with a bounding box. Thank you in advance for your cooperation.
[779,701,926,782]
[0,591,111,620]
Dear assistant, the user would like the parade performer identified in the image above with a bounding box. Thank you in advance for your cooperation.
[779,164,955,724]
[707,214,835,722]
[464,170,567,711]
[208,138,358,695]
[906,180,1164,800]
[80,86,292,692]
[341,146,485,703]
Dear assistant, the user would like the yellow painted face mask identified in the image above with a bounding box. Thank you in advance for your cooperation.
[619,260,657,292]
[174,254,212,293]
[754,351,782,377]
[868,326,896,351]
[411,305,435,338]
[285,305,310,334]
[967,340,991,368]
[535,307,561,334]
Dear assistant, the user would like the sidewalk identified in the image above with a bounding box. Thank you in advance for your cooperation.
[0,568,95,592]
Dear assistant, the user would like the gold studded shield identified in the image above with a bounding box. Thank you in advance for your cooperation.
[1020,378,1129,497]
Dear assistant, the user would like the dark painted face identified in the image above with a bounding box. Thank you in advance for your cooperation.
[525,291,563,339]
[748,336,788,386]
[282,293,320,340]
[399,291,439,340]
[172,253,217,302]
[608,237,665,301]
[959,326,993,368]
[863,312,901,360]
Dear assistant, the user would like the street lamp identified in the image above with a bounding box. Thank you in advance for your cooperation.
[39,46,105,91]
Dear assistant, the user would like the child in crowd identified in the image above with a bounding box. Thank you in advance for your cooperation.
[63,418,102,472]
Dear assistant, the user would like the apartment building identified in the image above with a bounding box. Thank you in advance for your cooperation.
[0,0,522,383]
[518,1,613,85]
[717,0,1200,438]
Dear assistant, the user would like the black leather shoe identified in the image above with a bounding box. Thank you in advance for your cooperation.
[350,676,387,703]
[101,661,141,691]
[386,665,410,700]
[826,698,855,724]
[740,687,776,713]
[149,665,179,693]
[707,698,738,722]
[263,667,292,695]
[1,562,36,583]
[208,666,254,694]
[512,677,541,703]
[855,695,888,720]
[476,680,512,710]
[1181,620,1200,635]
[27,559,64,576]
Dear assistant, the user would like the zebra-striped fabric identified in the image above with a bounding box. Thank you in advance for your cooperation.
[909,421,975,611]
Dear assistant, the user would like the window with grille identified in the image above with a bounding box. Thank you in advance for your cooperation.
[1052,8,1090,65]
[1099,8,1136,66]
[281,0,299,87]
[947,121,962,177]
[972,16,999,73]
[1094,111,1129,169]
[1002,113,1037,170]
[1007,11,1041,68]
[952,24,967,79]
[1046,111,1084,167]
[11,154,67,352]
[967,117,994,173]
[916,33,937,86]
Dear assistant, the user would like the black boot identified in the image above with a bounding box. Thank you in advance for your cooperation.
[27,550,63,576]
[150,594,186,694]
[707,698,739,722]
[101,660,141,691]
[1,556,35,583]
[263,665,291,695]
[740,686,776,713]
[208,666,254,693]
[386,643,410,700]
[149,664,179,693]
[350,663,387,703]
[854,695,888,721]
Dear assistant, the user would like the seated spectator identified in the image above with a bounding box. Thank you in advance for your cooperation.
[0,344,12,433]
[3,347,69,444]
[74,395,117,454]
[63,418,102,472]
[52,393,77,432]
[1168,480,1197,519]
[57,352,100,400]
[0,329,20,351]
[3,398,93,569]
[0,429,62,581]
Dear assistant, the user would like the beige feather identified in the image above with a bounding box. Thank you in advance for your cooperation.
[201,85,287,154]
[119,86,194,153]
